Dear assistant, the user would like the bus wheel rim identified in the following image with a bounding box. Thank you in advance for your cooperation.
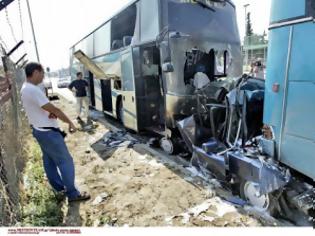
[160,138,174,154]
[243,181,270,211]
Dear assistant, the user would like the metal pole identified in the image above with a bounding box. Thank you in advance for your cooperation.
[244,4,250,69]
[244,4,249,36]
[26,0,40,62]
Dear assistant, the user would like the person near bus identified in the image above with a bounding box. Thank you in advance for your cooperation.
[252,59,265,79]
[68,72,90,122]
[21,62,90,202]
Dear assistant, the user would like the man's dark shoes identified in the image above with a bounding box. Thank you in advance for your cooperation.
[68,192,91,203]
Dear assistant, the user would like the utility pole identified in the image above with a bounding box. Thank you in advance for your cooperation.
[244,4,250,36]
[26,0,40,62]
[243,3,250,68]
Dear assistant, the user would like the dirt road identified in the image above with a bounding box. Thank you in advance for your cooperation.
[53,93,281,227]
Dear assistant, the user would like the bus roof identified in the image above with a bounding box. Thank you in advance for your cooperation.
[70,0,139,49]
[70,0,236,49]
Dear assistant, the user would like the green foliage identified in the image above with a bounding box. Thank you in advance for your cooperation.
[98,213,113,226]
[21,143,63,226]
[246,12,253,36]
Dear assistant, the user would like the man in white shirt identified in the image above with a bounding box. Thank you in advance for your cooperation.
[21,62,90,202]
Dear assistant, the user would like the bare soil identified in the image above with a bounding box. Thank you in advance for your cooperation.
[54,97,266,227]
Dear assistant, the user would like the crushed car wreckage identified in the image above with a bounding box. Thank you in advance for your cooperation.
[177,74,314,225]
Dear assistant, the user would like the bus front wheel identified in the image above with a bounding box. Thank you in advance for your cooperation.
[160,137,179,155]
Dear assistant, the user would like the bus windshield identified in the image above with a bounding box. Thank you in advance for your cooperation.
[178,0,228,4]
[165,0,239,42]
[177,0,228,8]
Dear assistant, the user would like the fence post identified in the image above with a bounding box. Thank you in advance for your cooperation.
[0,196,4,225]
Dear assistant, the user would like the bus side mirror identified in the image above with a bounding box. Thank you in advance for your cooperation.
[162,62,174,73]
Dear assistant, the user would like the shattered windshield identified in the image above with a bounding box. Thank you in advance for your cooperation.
[166,0,239,42]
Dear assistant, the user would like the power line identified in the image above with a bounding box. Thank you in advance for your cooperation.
[4,6,18,44]
[1,0,27,60]
[26,0,40,62]
[0,0,16,50]
[18,0,24,41]
[18,0,26,54]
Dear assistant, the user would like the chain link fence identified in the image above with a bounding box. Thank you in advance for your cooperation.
[0,46,27,226]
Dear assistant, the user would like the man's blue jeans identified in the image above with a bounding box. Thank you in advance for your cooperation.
[32,128,80,199]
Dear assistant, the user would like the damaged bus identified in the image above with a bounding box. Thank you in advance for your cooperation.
[70,0,242,153]
[177,0,315,226]
[70,0,314,225]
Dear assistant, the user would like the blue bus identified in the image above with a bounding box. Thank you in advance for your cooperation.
[179,0,315,225]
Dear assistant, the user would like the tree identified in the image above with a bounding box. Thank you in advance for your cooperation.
[246,12,253,36]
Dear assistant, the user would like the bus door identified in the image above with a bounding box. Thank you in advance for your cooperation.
[93,79,103,111]
[88,72,95,107]
[120,48,138,132]
[74,50,113,112]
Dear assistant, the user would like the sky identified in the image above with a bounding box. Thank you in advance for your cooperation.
[0,0,271,71]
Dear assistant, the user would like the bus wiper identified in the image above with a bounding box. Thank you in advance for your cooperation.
[195,0,216,12]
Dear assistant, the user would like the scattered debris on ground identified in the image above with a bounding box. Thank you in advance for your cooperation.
[43,97,289,227]
[101,130,139,150]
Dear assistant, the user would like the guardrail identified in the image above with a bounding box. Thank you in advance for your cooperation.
[0,75,11,105]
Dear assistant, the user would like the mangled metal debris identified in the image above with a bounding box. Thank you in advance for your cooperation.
[176,73,314,225]
[166,198,240,226]
[101,131,139,150]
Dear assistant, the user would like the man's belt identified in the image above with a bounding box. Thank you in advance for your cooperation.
[31,125,67,138]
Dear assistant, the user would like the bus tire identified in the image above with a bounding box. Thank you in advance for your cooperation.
[160,137,179,155]
[239,180,278,216]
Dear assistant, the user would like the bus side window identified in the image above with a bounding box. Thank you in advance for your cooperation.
[111,4,137,51]
[307,0,315,17]
[112,40,123,50]
[123,36,133,47]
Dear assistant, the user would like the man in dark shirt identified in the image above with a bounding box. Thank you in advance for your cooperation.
[68,72,89,122]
